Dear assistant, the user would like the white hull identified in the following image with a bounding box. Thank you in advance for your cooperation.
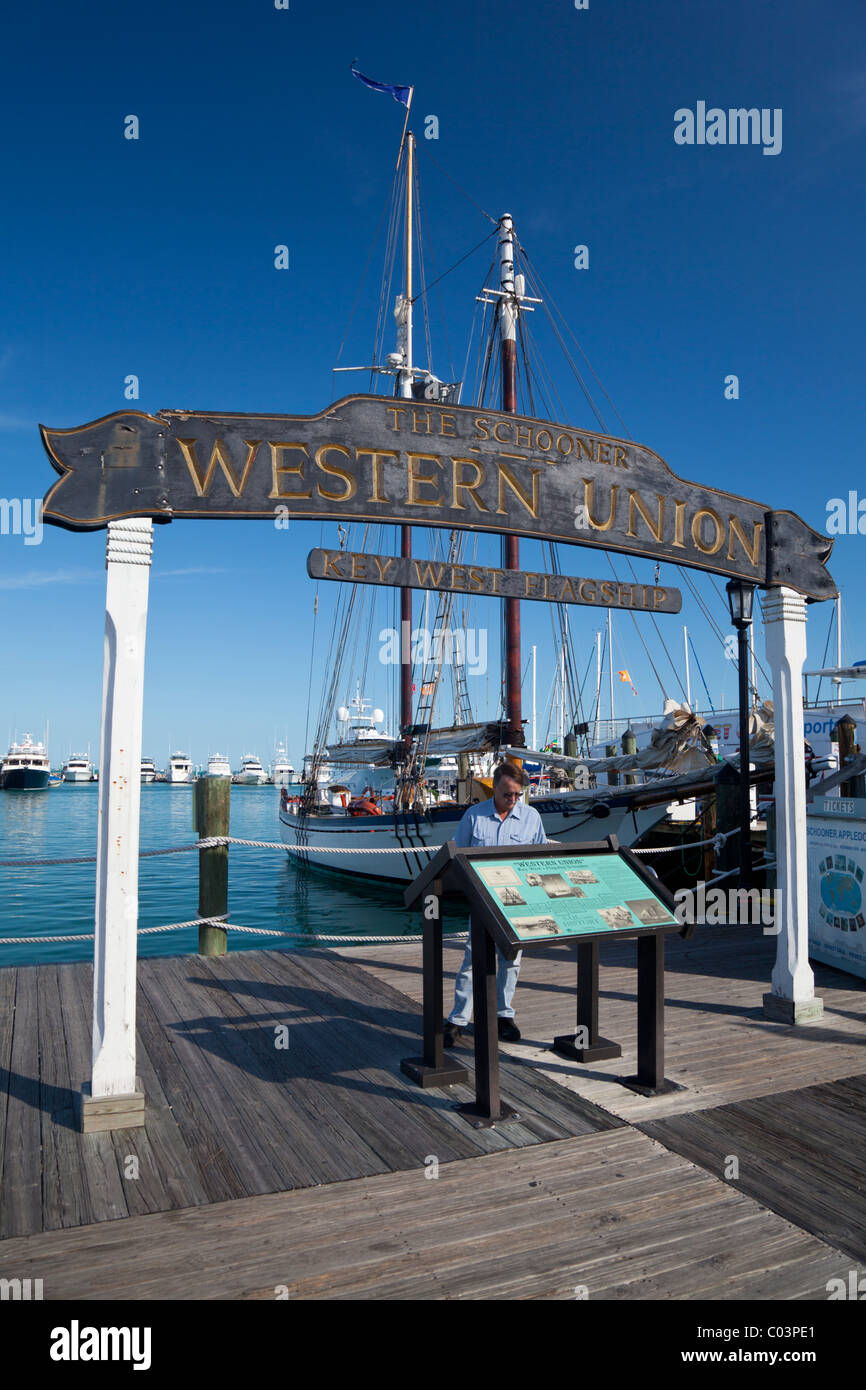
[236,773,268,786]
[279,797,668,883]
[63,770,92,783]
[167,772,193,784]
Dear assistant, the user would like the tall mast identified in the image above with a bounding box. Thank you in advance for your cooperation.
[607,608,615,740]
[531,644,537,750]
[684,626,691,708]
[499,214,522,755]
[836,594,843,705]
[398,132,415,741]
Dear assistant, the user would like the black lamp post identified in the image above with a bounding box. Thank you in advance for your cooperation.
[726,580,755,888]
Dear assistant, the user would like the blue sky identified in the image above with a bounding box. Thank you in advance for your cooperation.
[1,0,865,767]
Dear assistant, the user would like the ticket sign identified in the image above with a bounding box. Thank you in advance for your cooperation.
[806,803,866,981]
[443,842,683,959]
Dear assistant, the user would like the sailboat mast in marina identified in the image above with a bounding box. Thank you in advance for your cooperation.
[277,98,731,881]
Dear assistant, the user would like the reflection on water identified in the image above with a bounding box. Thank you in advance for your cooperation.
[0,784,467,966]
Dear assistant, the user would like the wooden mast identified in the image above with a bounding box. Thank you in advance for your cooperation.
[398,126,415,742]
[498,214,522,760]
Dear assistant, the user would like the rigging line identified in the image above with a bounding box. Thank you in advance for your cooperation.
[371,159,405,387]
[543,541,583,729]
[519,313,558,424]
[469,254,498,403]
[520,251,633,440]
[520,313,569,425]
[333,154,402,374]
[412,157,434,374]
[517,255,609,430]
[460,296,482,405]
[415,141,498,225]
[677,566,728,646]
[703,568,770,693]
[409,227,499,308]
[604,552,673,701]
[532,290,610,431]
[688,633,716,713]
[620,551,688,698]
[416,158,455,381]
[813,604,835,706]
[677,565,770,695]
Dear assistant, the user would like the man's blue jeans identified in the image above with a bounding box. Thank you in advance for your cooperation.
[448,931,522,1023]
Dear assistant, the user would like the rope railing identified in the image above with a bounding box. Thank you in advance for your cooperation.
[1,826,753,868]
[0,914,467,948]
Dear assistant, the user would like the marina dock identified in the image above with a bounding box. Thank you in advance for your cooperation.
[0,927,863,1300]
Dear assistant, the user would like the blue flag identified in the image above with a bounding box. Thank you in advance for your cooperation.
[351,65,412,108]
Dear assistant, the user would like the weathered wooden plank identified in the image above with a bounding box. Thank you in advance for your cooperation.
[192,953,399,1183]
[0,967,19,1214]
[38,963,92,1232]
[243,950,510,1164]
[138,957,288,1195]
[0,967,43,1237]
[1,1129,846,1301]
[68,961,130,1225]
[288,948,617,1142]
[641,1075,866,1263]
[134,971,249,1206]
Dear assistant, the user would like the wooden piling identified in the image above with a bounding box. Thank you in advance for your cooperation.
[606,743,619,787]
[194,776,230,955]
[622,728,637,785]
[713,762,741,880]
[701,793,717,884]
[836,715,865,798]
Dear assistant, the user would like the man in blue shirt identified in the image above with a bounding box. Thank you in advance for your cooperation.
[444,761,547,1046]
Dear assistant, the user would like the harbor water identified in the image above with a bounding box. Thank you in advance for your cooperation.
[0,784,467,967]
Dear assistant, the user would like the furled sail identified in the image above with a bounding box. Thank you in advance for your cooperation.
[325,720,515,765]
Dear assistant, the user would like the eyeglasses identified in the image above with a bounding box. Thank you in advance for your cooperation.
[499,790,522,800]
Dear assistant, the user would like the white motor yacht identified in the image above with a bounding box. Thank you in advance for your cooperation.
[1,734,51,791]
[167,751,193,784]
[62,753,93,783]
[236,754,267,785]
[140,758,156,783]
[207,753,232,778]
[270,744,295,786]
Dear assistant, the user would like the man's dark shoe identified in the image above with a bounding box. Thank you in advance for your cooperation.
[497,1017,521,1042]
[443,1020,464,1048]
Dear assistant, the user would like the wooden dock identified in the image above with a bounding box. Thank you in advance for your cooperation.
[0,924,863,1299]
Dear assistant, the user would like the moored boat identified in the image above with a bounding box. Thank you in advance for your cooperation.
[269,743,295,786]
[62,753,93,783]
[235,754,267,785]
[1,734,51,791]
[167,751,193,784]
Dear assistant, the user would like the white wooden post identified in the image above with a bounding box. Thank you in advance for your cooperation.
[81,518,153,1131]
[762,586,824,1024]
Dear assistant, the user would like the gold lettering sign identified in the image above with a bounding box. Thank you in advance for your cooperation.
[40,396,836,600]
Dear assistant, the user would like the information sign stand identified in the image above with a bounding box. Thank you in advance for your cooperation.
[404,836,691,1122]
[400,858,470,1089]
[552,940,622,1063]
